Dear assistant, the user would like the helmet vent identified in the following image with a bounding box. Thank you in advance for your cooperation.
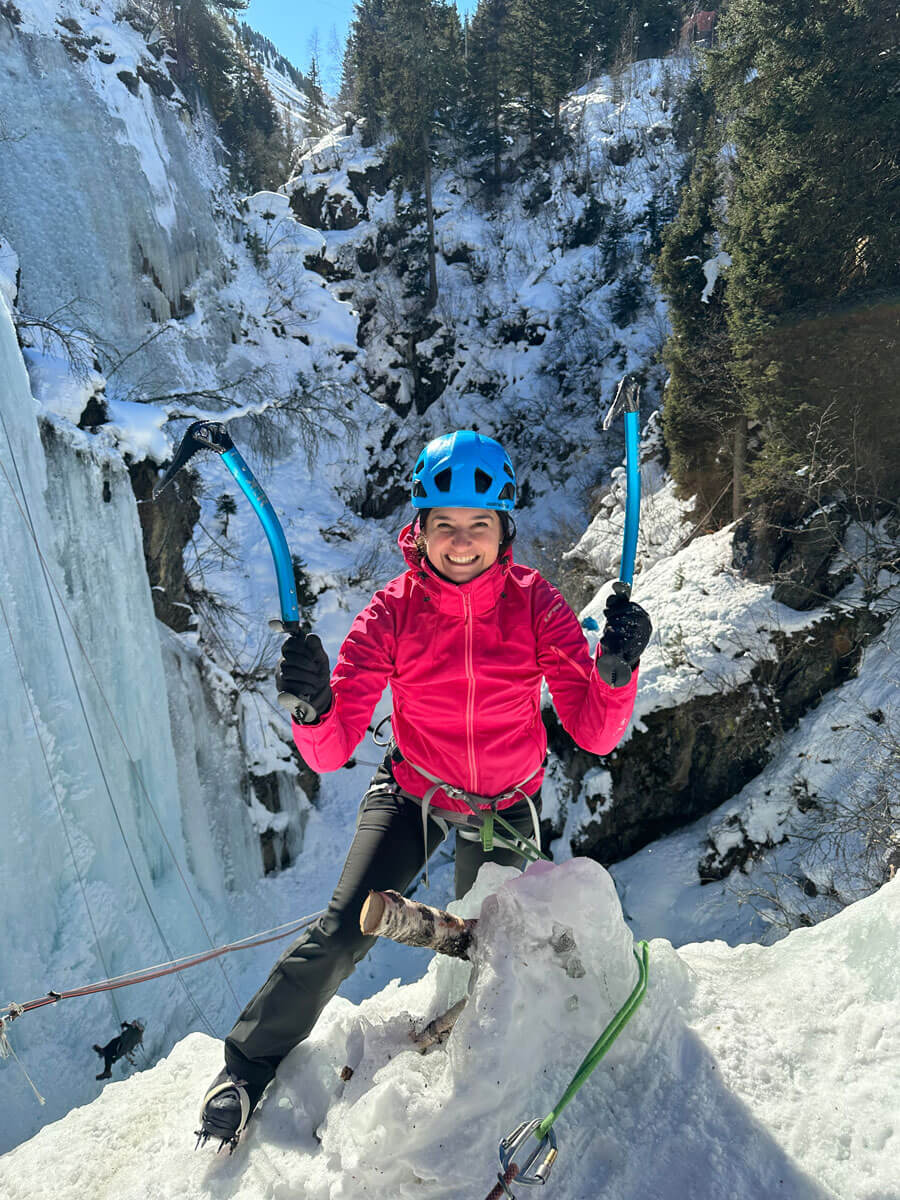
[414,456,425,475]
[474,468,492,494]
[498,482,515,502]
[412,479,427,498]
[433,468,452,493]
[503,462,514,479]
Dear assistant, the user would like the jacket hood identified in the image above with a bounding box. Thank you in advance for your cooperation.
[397,520,513,616]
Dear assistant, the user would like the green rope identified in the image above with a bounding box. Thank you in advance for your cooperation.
[492,811,551,863]
[536,940,649,1139]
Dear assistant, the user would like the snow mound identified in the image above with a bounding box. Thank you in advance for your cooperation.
[2,864,897,1198]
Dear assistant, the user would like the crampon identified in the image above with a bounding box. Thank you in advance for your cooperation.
[195,1070,253,1154]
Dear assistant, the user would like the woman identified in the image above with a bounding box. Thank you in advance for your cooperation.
[198,430,651,1149]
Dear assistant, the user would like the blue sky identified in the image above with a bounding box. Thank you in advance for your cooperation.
[243,0,477,92]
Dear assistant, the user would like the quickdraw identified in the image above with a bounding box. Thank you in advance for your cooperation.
[487,940,650,1198]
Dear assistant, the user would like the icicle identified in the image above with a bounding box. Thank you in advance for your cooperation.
[0,1014,46,1106]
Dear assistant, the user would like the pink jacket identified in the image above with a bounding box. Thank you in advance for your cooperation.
[293,525,638,813]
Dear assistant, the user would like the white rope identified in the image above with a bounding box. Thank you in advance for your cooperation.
[0,1018,46,1106]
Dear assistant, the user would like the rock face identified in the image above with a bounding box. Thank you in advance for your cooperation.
[547,604,886,865]
[128,458,199,633]
[287,157,391,233]
[731,502,853,611]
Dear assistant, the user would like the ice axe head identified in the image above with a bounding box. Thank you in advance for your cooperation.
[152,421,235,499]
[602,375,640,431]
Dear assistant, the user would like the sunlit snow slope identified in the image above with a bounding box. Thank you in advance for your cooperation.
[1,860,896,1200]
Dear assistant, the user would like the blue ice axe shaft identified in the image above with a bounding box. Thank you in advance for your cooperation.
[596,377,641,688]
[153,420,318,722]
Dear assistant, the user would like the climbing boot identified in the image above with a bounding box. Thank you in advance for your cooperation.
[195,1067,260,1153]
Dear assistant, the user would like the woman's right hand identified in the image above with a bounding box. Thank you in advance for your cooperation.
[275,631,332,723]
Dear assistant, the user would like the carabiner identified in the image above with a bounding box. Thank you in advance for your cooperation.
[498,1118,558,1189]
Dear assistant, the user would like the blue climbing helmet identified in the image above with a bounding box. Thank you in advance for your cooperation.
[411,430,516,511]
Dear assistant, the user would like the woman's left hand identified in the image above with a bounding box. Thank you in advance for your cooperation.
[600,591,652,668]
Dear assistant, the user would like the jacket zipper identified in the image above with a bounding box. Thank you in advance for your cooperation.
[463,593,478,792]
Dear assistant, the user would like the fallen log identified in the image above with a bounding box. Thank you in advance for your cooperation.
[359,889,477,960]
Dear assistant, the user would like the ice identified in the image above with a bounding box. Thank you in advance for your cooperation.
[0,286,298,1154]
[0,15,235,396]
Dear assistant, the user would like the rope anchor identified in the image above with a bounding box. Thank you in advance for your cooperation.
[487,941,649,1198]
[0,1015,46,1106]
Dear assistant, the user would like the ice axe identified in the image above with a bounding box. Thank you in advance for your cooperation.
[595,375,641,689]
[153,420,318,722]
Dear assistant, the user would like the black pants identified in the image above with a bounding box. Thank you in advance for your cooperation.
[224,758,541,1098]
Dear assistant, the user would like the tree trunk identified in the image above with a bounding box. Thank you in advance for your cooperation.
[359,889,477,959]
[493,97,501,192]
[423,138,438,310]
[733,413,747,521]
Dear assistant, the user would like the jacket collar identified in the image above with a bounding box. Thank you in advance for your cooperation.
[398,520,510,616]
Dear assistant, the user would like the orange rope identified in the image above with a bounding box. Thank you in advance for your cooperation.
[484,1163,519,1200]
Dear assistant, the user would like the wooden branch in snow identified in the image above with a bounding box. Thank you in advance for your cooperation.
[409,998,467,1053]
[359,890,477,960]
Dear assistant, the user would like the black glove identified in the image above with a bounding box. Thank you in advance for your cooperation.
[599,590,652,669]
[275,631,332,723]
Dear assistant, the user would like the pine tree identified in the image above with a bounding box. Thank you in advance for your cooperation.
[154,2,290,192]
[656,153,743,521]
[162,0,248,86]
[538,0,587,135]
[465,0,511,191]
[578,0,628,83]
[381,0,463,307]
[345,0,388,145]
[708,0,900,504]
[307,52,327,139]
[506,0,550,151]
[633,0,680,60]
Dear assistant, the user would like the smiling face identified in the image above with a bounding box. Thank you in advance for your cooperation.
[422,507,503,583]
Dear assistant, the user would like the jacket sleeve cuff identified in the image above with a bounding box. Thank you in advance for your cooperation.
[291,694,345,770]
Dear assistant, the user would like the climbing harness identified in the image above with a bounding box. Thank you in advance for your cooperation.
[487,940,650,1198]
[385,745,550,887]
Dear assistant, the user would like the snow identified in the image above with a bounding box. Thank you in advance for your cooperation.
[579,519,821,734]
[103,397,172,462]
[568,410,695,584]
[700,250,732,302]
[1,8,895,1186]
[23,348,103,426]
[2,861,896,1199]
